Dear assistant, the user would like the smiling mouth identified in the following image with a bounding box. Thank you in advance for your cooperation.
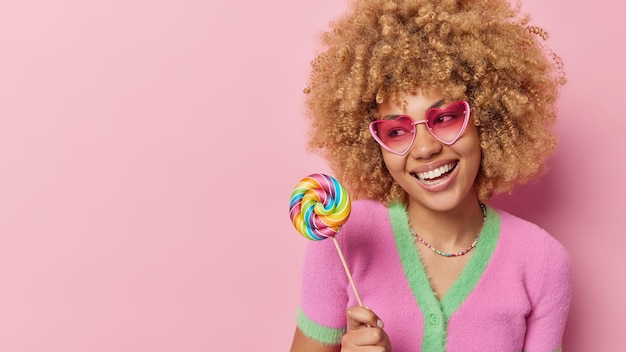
[413,162,457,185]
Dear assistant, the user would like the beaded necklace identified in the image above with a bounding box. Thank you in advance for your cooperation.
[409,204,487,258]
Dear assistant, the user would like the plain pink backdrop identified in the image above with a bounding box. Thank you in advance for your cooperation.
[0,0,623,351]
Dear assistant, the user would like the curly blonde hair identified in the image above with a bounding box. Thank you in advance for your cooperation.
[304,0,565,205]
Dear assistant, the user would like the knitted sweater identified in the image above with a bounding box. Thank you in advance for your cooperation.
[297,200,572,351]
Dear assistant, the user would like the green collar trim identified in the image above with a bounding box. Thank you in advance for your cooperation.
[388,202,501,351]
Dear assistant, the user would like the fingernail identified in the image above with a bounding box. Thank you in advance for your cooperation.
[377,319,384,329]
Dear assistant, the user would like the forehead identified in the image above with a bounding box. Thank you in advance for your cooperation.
[376,90,445,117]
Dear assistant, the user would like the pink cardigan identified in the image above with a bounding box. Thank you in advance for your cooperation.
[297,200,571,351]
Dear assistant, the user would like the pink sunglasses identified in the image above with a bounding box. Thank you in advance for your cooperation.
[369,101,470,156]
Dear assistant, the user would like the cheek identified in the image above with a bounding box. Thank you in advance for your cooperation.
[456,128,482,169]
[460,124,480,148]
[381,152,404,173]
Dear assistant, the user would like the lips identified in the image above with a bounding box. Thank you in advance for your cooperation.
[413,161,457,185]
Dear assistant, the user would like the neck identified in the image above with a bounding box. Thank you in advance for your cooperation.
[406,195,485,247]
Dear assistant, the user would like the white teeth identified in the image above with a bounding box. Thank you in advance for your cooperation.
[417,163,454,180]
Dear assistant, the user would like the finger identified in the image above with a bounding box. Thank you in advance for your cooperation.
[346,306,385,330]
[342,325,387,347]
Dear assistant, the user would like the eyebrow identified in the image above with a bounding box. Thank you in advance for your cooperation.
[381,99,446,120]
[429,99,446,110]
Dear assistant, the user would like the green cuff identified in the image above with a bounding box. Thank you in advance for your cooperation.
[296,308,345,345]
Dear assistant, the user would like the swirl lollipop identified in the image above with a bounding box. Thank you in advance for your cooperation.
[289,173,351,241]
[289,173,363,306]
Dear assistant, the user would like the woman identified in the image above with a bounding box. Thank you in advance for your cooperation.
[290,0,572,351]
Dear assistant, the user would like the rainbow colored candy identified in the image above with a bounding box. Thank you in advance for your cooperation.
[289,173,352,241]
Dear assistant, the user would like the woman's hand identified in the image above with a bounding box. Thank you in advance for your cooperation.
[340,306,392,352]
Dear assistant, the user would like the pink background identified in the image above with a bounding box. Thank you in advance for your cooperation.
[0,0,623,351]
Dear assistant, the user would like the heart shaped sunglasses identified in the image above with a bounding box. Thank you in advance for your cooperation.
[369,101,470,156]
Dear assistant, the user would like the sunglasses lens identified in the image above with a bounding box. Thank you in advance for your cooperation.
[425,102,469,144]
[371,116,415,154]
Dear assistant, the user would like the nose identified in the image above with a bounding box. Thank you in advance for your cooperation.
[409,124,442,159]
